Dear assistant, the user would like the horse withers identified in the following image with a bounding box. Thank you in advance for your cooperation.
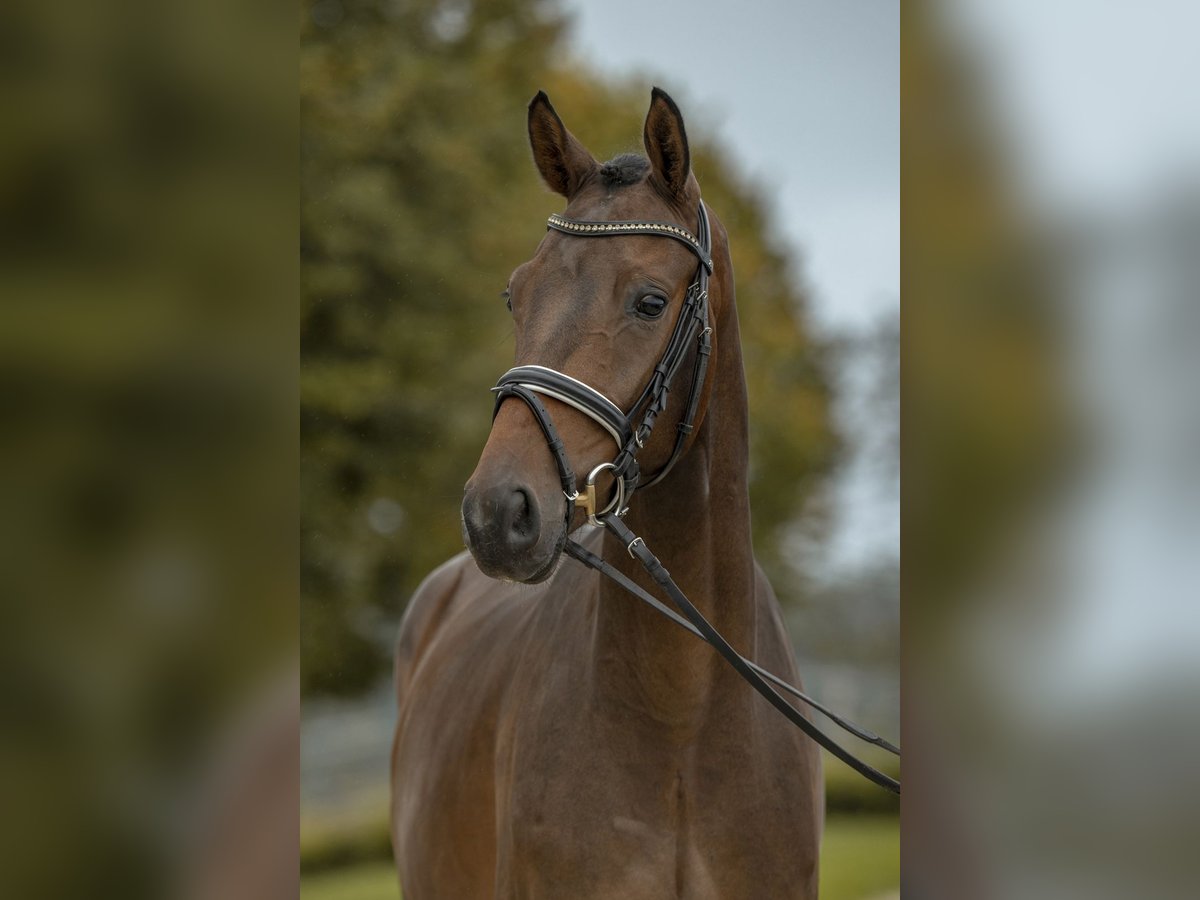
[391,89,823,899]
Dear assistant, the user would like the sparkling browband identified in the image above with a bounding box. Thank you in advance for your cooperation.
[547,214,713,273]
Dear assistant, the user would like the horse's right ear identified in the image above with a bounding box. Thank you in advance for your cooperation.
[527,91,597,199]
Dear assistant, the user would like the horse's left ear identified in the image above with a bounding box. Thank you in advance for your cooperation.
[643,87,692,200]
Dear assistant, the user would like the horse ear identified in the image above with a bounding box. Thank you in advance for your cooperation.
[643,87,691,200]
[527,91,597,198]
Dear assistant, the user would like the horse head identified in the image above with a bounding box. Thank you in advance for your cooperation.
[461,88,719,583]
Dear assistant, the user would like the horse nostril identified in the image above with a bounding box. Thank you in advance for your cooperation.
[462,484,541,558]
[504,488,538,549]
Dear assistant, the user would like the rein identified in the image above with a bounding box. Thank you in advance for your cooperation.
[491,201,901,795]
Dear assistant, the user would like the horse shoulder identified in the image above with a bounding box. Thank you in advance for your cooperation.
[752,561,826,833]
[393,549,472,704]
[750,564,796,673]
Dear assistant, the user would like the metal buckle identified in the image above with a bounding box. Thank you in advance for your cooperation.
[574,462,625,526]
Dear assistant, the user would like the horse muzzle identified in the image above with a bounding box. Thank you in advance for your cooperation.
[461,478,563,583]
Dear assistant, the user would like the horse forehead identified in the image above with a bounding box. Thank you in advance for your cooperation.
[529,232,644,286]
[568,184,675,221]
[521,188,696,299]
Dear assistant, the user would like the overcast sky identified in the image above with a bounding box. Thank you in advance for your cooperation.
[560,0,899,334]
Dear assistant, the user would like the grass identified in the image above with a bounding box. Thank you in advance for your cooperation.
[301,861,400,900]
[300,758,899,876]
[300,815,898,900]
[818,815,900,900]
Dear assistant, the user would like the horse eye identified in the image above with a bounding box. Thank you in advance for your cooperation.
[635,294,667,319]
[501,288,512,313]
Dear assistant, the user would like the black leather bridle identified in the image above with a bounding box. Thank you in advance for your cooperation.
[490,201,900,794]
[493,203,715,527]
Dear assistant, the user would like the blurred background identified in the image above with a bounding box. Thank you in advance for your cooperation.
[906,1,1200,897]
[300,0,899,897]
[1,0,296,898]
[7,0,1195,896]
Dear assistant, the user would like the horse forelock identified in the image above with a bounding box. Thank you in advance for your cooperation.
[597,153,651,187]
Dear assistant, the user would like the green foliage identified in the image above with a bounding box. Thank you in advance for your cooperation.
[301,0,840,696]
[822,752,901,816]
[302,818,394,876]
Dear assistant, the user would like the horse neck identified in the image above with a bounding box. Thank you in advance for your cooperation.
[590,296,757,726]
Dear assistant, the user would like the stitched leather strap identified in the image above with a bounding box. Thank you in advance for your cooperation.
[494,366,632,448]
[641,317,712,489]
[490,384,578,529]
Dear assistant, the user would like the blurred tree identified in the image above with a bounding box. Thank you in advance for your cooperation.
[902,0,1064,628]
[902,6,1067,896]
[301,0,840,696]
[792,309,899,664]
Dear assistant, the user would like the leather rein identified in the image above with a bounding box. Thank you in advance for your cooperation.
[491,201,900,794]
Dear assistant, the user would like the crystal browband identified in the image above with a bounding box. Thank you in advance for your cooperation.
[547,214,714,273]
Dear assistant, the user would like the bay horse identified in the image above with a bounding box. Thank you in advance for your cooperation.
[391,88,823,898]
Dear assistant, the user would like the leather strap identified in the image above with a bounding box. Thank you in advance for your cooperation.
[490,384,578,529]
[494,366,632,448]
[563,538,900,755]
[641,320,712,489]
[589,515,901,795]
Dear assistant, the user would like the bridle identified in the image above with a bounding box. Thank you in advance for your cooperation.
[489,201,901,794]
[492,203,715,527]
